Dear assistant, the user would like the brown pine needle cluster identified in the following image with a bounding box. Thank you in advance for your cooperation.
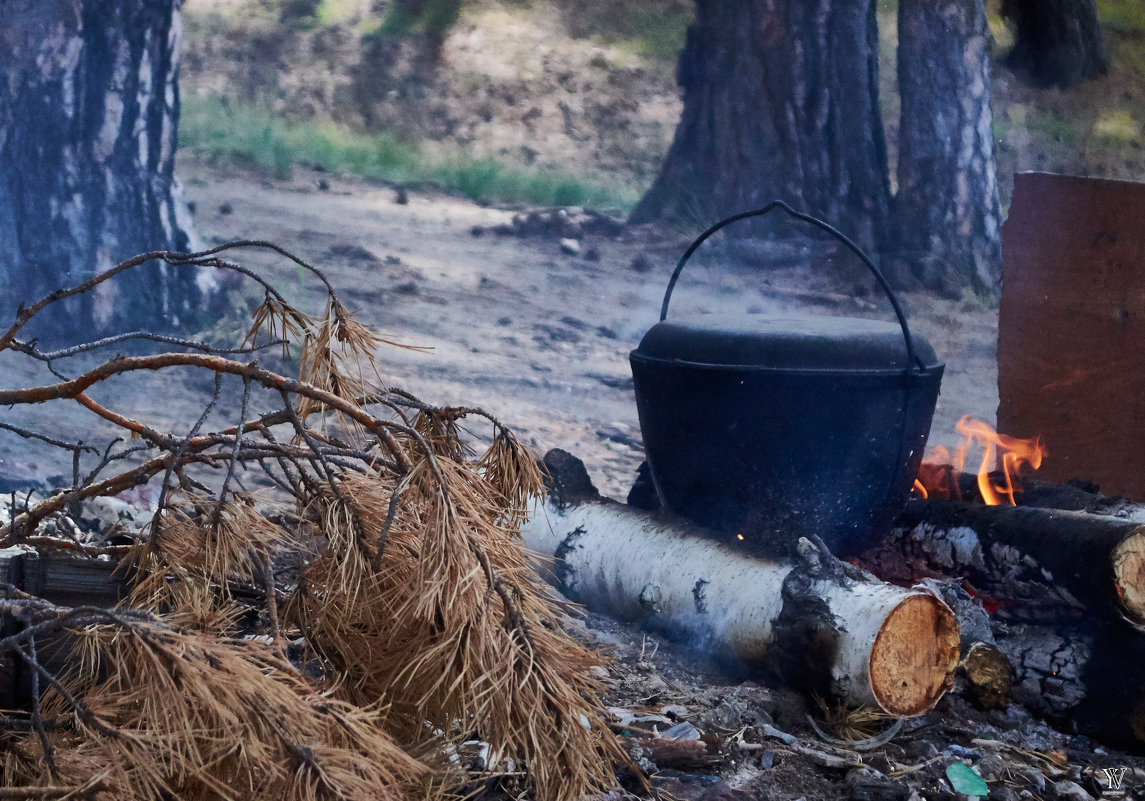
[0,242,634,801]
[4,619,427,800]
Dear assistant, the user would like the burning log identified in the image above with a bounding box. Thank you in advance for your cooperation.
[859,498,1145,628]
[524,455,960,717]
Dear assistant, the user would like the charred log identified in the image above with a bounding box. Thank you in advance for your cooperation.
[862,498,1145,627]
[996,618,1145,753]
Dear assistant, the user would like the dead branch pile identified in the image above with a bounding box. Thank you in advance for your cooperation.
[0,242,630,800]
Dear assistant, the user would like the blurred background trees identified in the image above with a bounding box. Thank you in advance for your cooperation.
[2,0,1138,316]
[0,0,211,340]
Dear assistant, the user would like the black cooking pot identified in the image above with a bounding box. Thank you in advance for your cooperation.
[629,202,944,556]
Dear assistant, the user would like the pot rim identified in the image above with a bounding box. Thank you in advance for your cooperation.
[630,351,945,378]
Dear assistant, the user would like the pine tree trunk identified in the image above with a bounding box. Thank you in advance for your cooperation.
[1002,0,1108,89]
[895,0,1002,296]
[630,0,891,253]
[0,0,207,341]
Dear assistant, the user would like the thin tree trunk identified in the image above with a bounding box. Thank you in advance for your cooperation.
[895,0,1002,297]
[0,0,208,341]
[630,0,891,253]
[1002,0,1108,89]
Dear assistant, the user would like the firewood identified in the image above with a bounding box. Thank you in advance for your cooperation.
[861,498,1145,628]
[995,618,1145,753]
[915,579,1011,710]
[521,495,960,717]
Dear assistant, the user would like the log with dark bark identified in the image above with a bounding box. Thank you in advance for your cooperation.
[629,0,890,254]
[894,0,1001,296]
[861,498,1145,628]
[0,0,210,340]
[1002,0,1108,88]
[996,618,1145,753]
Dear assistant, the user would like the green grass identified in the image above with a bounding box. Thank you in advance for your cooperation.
[557,1,693,63]
[179,95,641,209]
[1098,0,1145,34]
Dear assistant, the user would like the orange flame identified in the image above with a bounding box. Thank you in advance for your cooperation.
[913,416,1047,506]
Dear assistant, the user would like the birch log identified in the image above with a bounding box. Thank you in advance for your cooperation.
[521,497,959,717]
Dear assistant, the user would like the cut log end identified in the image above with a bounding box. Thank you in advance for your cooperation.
[961,641,1012,711]
[869,594,960,717]
[1112,529,1145,626]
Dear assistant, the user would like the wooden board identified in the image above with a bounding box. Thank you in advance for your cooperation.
[0,549,124,710]
[999,172,1145,500]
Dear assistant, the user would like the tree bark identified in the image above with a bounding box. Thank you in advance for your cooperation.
[0,0,208,341]
[629,0,891,253]
[860,498,1145,628]
[1002,0,1108,89]
[895,0,1002,297]
[996,619,1145,752]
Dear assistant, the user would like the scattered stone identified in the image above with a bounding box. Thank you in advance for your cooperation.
[1051,780,1095,801]
[595,425,641,449]
[327,243,380,263]
[560,238,582,256]
[631,253,654,273]
[988,786,1021,801]
[661,721,702,741]
[534,324,582,344]
[760,752,775,769]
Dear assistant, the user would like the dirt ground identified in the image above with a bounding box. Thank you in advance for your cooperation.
[171,155,999,501]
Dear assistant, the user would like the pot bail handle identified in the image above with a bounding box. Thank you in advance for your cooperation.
[659,200,922,372]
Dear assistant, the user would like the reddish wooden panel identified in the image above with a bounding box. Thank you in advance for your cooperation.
[999,172,1145,499]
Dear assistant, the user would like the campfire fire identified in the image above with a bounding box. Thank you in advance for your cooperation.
[913,415,1047,506]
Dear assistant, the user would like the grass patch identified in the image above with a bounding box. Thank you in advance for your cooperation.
[1025,110,1084,144]
[179,95,641,209]
[556,1,692,63]
[1099,0,1145,34]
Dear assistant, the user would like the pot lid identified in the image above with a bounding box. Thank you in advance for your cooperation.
[632,313,940,371]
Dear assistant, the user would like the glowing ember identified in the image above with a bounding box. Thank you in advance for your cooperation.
[913,415,1047,506]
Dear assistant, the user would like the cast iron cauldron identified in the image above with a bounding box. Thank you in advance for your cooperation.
[629,202,944,556]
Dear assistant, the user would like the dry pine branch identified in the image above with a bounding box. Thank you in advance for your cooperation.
[0,243,632,801]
